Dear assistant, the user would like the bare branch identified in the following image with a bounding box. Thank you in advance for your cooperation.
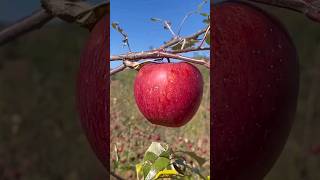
[110,64,127,76]
[0,9,53,46]
[0,1,109,46]
[160,28,207,49]
[164,21,177,38]
[110,24,210,76]
[246,0,320,22]
[168,47,210,54]
[177,0,208,35]
[198,26,210,48]
[110,49,209,76]
[177,11,197,35]
[159,52,210,68]
[111,22,132,52]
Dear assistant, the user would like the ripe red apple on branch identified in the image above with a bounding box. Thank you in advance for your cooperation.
[134,62,204,127]
[212,1,299,180]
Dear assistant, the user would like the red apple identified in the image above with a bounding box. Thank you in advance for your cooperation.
[212,2,299,180]
[134,62,203,127]
[77,11,109,169]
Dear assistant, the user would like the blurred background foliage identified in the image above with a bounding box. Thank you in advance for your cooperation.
[0,1,319,180]
[0,24,106,179]
[261,3,320,180]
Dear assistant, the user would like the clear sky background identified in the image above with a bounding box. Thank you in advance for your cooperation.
[110,0,210,68]
[0,0,210,69]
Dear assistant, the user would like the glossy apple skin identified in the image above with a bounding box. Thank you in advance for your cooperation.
[212,2,299,180]
[134,62,203,127]
[77,13,109,169]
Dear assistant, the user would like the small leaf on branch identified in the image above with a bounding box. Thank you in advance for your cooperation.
[111,22,131,51]
[200,13,209,17]
[197,0,208,13]
[203,18,209,24]
[150,17,162,22]
[145,142,169,157]
[205,32,210,45]
[176,151,206,167]
[163,21,172,29]
[145,157,171,180]
[171,38,199,50]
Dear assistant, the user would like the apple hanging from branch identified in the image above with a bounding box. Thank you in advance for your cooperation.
[134,62,204,127]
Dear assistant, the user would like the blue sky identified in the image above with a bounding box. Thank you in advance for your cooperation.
[0,0,210,69]
[110,0,210,68]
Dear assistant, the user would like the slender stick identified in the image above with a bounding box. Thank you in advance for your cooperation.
[198,26,210,48]
[0,9,53,46]
[159,28,207,49]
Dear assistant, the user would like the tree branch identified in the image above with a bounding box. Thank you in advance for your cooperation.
[246,0,320,22]
[0,9,53,46]
[110,23,210,76]
[110,47,210,76]
[0,0,110,46]
[159,28,207,49]
[110,50,209,65]
[110,64,127,76]
[168,47,210,54]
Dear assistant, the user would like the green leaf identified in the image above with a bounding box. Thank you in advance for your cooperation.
[145,157,170,180]
[150,17,162,22]
[205,32,210,45]
[146,142,168,156]
[177,151,206,167]
[203,18,210,25]
[171,38,199,50]
[136,163,143,179]
[197,0,208,13]
[143,152,158,163]
[154,169,181,179]
[142,161,153,178]
[200,13,209,17]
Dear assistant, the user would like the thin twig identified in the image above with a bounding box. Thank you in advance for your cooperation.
[177,0,208,35]
[198,26,210,48]
[177,11,197,35]
[164,21,177,38]
[160,28,207,49]
[111,49,209,63]
[168,47,210,54]
[0,9,53,46]
[110,26,210,76]
[110,49,209,76]
[110,64,126,76]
